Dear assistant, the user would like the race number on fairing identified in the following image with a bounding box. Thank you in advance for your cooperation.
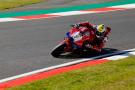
[71,32,82,41]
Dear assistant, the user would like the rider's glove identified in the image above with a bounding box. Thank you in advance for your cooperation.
[71,24,80,28]
[74,24,80,27]
[103,37,108,42]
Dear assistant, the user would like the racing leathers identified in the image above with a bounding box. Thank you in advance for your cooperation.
[73,21,111,52]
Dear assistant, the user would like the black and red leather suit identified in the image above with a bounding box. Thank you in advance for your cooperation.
[73,21,111,52]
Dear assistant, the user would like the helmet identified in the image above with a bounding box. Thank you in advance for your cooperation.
[96,24,105,37]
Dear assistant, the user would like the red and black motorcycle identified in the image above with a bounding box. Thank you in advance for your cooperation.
[51,25,99,57]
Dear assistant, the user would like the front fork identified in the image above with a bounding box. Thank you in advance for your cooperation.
[64,37,73,52]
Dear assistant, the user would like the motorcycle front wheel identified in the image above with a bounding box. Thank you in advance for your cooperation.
[51,43,66,57]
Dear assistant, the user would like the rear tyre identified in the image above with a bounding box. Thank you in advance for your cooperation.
[51,43,66,57]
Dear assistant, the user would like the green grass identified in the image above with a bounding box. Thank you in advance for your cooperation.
[0,0,44,10]
[7,56,135,90]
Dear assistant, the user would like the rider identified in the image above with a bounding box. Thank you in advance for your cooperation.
[72,21,111,52]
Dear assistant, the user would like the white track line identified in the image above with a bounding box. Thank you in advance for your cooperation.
[50,11,94,16]
[0,48,135,83]
[104,53,129,60]
[0,18,25,22]
[111,3,135,8]
[129,51,135,55]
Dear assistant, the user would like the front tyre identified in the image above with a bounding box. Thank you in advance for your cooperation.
[51,43,66,57]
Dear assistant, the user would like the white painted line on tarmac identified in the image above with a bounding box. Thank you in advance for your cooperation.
[50,11,94,16]
[0,18,25,22]
[104,53,129,60]
[129,51,135,55]
[104,49,135,60]
[111,3,135,8]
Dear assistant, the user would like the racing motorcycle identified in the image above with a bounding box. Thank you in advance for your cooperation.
[51,25,99,57]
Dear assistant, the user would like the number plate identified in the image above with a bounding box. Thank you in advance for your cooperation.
[71,32,82,41]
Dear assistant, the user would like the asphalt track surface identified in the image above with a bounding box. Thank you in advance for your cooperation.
[0,9,135,79]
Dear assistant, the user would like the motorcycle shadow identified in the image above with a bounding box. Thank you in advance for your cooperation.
[58,48,119,59]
